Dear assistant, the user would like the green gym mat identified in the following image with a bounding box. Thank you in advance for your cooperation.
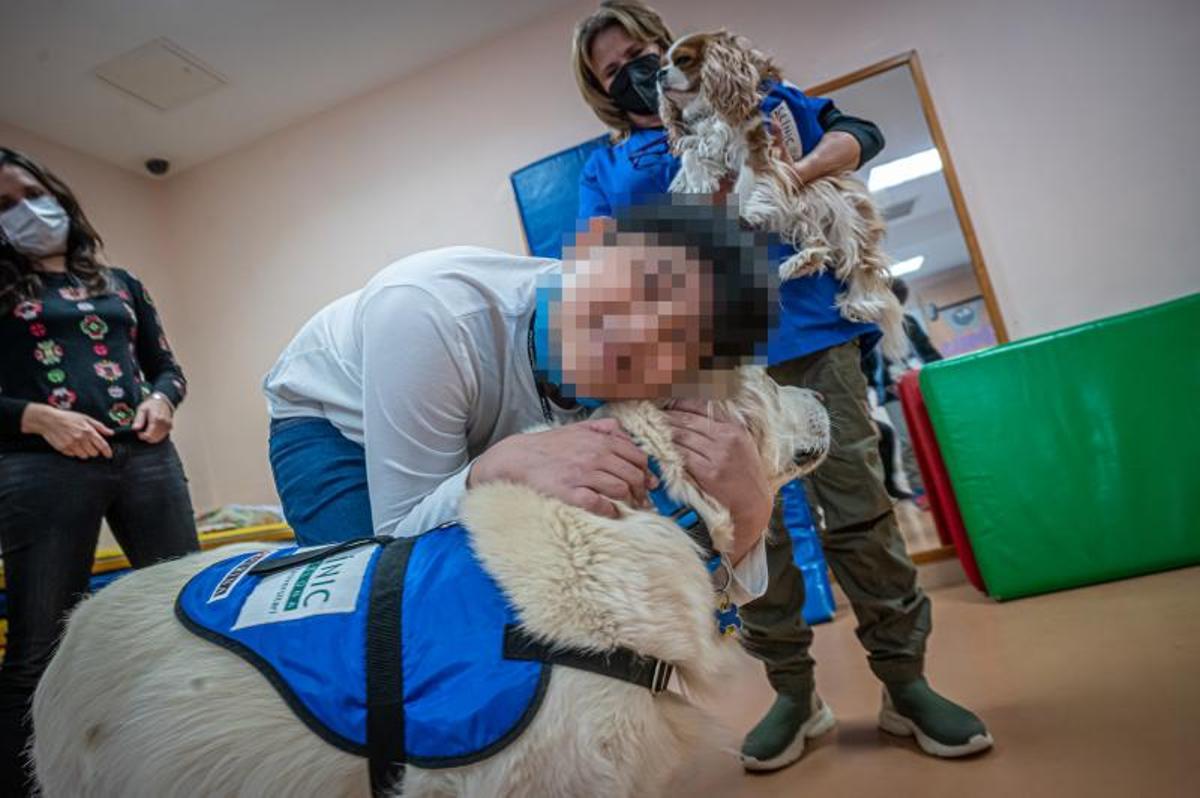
[920,293,1200,600]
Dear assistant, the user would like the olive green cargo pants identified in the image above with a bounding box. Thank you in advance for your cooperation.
[739,340,932,696]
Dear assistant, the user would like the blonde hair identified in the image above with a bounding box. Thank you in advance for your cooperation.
[571,1,674,140]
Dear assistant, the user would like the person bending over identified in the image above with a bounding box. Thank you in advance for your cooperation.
[264,198,780,607]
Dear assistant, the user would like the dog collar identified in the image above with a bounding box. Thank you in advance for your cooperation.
[645,456,713,555]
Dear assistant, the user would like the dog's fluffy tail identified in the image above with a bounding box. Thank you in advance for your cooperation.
[876,289,909,362]
[831,281,908,362]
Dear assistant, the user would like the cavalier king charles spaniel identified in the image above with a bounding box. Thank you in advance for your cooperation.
[658,31,905,356]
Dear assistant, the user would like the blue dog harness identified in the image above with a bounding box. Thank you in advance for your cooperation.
[177,523,683,795]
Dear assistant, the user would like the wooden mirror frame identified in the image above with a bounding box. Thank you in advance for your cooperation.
[807,50,1009,344]
[808,50,1006,566]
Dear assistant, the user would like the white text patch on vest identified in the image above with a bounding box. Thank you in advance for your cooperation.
[232,546,374,630]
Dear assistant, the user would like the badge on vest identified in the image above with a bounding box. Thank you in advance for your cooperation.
[767,101,803,161]
[232,545,374,630]
[208,550,272,603]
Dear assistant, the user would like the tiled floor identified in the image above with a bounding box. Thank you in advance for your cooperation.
[669,566,1200,797]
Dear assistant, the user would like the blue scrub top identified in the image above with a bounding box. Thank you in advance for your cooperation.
[577,80,879,365]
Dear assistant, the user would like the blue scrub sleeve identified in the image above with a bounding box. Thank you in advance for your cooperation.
[577,153,612,219]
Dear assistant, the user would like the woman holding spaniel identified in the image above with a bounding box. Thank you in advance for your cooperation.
[571,0,992,769]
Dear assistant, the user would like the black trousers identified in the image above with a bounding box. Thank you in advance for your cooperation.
[0,440,199,796]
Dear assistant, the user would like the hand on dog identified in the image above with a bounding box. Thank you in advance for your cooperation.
[665,400,773,564]
[468,418,656,519]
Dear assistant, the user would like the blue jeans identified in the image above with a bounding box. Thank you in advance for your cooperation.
[268,417,373,546]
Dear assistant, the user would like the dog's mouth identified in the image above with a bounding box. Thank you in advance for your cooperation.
[657,65,696,98]
[660,86,697,107]
[792,446,828,475]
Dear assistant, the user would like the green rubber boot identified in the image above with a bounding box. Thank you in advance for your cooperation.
[741,691,836,772]
[879,678,993,757]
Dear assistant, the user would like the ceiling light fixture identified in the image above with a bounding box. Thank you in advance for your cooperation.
[890,256,925,277]
[868,148,942,192]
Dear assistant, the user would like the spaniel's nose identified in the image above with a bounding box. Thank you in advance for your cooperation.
[656,67,670,84]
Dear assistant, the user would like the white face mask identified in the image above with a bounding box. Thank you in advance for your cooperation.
[0,195,70,258]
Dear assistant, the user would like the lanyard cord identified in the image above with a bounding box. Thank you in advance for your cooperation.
[527,309,553,425]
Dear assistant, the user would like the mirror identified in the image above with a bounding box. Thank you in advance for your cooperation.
[808,52,1007,558]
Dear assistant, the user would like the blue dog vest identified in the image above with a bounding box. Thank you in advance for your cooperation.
[176,525,550,792]
[179,502,724,794]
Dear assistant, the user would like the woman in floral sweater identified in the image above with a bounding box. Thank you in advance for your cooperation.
[0,147,199,796]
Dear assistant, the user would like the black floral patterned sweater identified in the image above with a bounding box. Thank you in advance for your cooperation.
[0,267,187,451]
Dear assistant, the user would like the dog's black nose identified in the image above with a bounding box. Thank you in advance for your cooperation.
[656,67,670,84]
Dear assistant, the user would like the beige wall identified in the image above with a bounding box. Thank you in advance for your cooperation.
[7,0,1199,511]
[0,122,169,290]
[165,0,1200,509]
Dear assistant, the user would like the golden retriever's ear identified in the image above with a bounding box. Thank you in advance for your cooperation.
[728,367,772,464]
[729,367,812,487]
[701,32,765,124]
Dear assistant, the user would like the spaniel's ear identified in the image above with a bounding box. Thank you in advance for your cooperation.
[745,41,782,84]
[660,90,687,145]
[700,32,765,124]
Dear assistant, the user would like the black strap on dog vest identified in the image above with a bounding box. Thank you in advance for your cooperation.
[502,626,674,694]
[247,536,392,577]
[366,536,415,797]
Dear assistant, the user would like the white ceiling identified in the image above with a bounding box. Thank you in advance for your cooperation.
[825,63,975,284]
[1,0,575,177]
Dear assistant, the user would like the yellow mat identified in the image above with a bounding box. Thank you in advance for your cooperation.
[0,523,295,653]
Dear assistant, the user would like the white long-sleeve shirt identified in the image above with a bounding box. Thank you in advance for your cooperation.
[263,246,767,602]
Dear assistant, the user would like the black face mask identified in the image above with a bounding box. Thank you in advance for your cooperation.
[607,52,661,117]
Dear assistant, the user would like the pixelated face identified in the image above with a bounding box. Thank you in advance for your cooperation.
[555,233,723,400]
